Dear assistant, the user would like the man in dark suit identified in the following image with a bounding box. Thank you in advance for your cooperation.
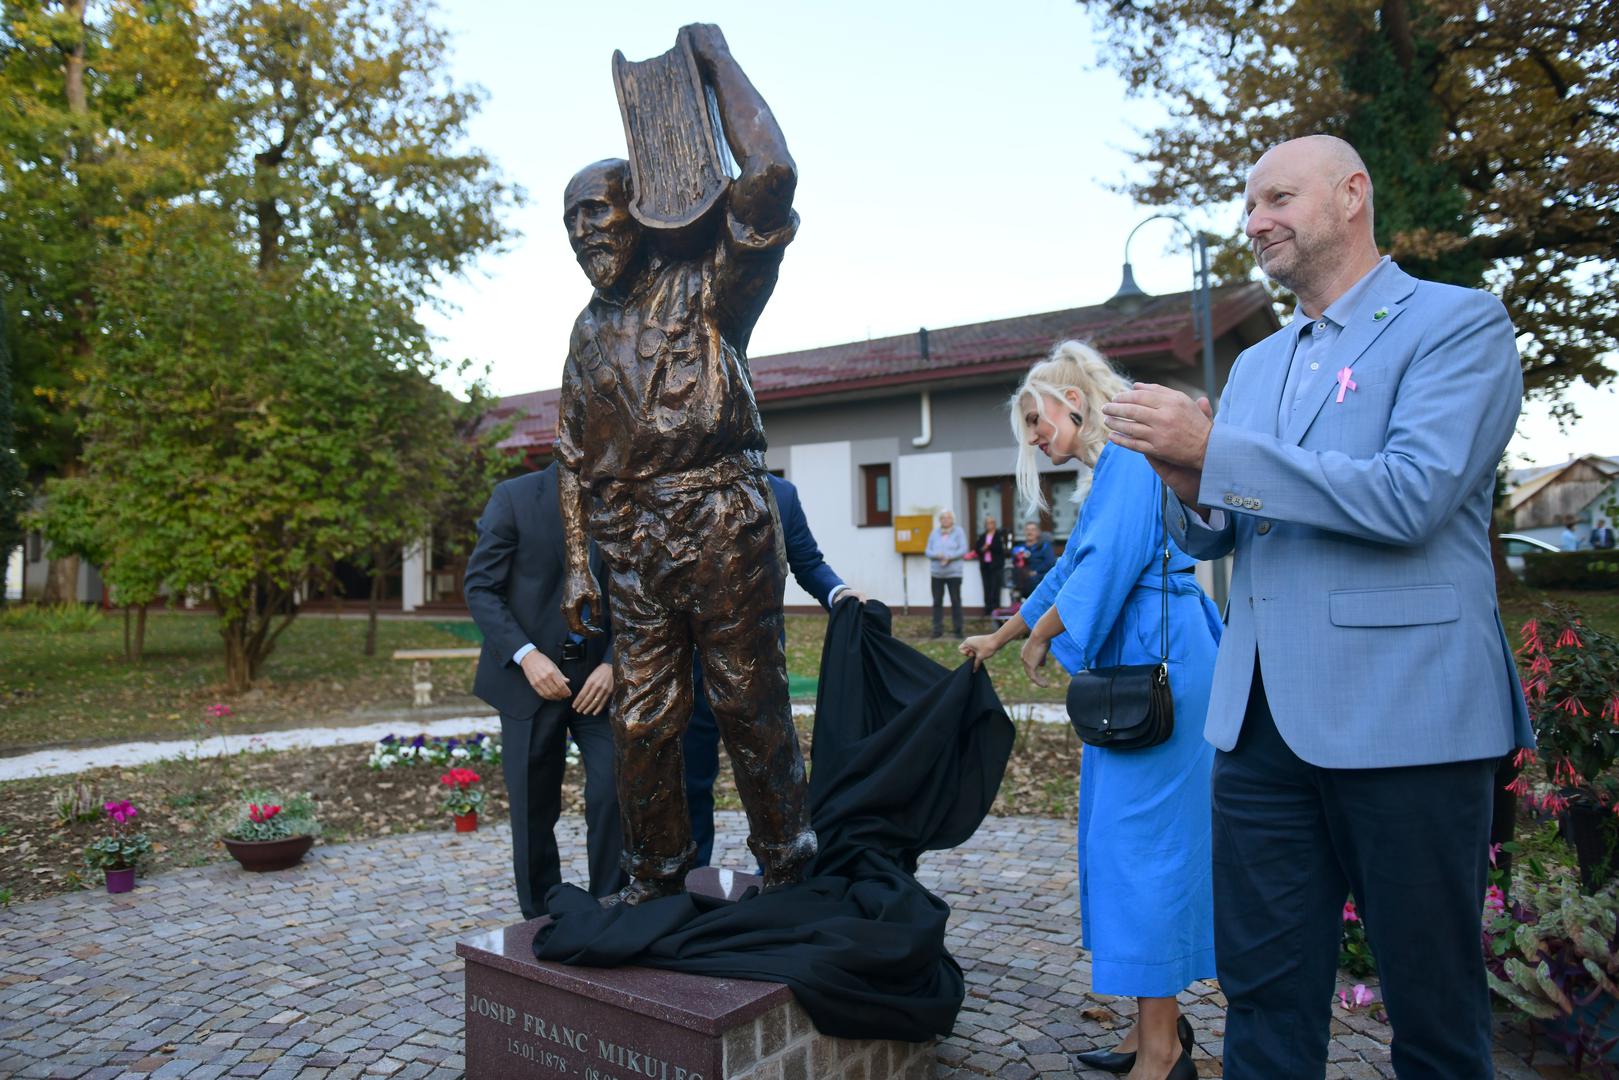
[464,463,626,917]
[1591,517,1616,550]
[684,474,862,867]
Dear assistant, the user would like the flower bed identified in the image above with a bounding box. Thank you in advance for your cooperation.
[367,732,500,770]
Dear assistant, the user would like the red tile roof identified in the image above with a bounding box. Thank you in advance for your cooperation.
[481,283,1275,453]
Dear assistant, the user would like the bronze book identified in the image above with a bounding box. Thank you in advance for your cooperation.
[612,36,736,234]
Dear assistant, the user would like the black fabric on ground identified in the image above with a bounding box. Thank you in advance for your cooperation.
[533,599,1015,1040]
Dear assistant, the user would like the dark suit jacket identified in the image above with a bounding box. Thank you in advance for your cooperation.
[975,528,1011,567]
[771,475,844,609]
[464,465,611,718]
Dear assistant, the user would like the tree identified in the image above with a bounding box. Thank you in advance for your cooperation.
[349,375,515,657]
[0,0,232,598]
[44,208,469,688]
[1077,0,1619,414]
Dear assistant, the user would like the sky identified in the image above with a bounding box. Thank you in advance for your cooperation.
[420,0,1613,468]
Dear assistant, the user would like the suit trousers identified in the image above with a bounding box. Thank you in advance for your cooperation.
[1212,662,1496,1079]
[500,655,625,918]
[978,560,1003,615]
[683,662,723,869]
[931,577,963,635]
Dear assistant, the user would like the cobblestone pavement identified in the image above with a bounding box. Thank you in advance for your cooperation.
[0,813,1573,1079]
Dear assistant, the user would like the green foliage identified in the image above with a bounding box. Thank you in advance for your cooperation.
[1485,878,1619,1066]
[83,831,151,871]
[1339,902,1378,978]
[53,781,101,825]
[1075,0,1619,409]
[1523,552,1619,591]
[0,602,103,632]
[223,790,318,842]
[1517,603,1619,808]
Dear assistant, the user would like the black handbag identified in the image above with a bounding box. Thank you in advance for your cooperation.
[1065,485,1175,750]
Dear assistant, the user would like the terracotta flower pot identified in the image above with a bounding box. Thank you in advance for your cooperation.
[453,812,478,833]
[104,867,135,894]
[223,834,314,872]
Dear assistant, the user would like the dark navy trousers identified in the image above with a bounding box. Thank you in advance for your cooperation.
[1212,663,1497,1079]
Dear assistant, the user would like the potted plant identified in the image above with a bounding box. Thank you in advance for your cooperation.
[84,800,151,893]
[1514,605,1619,891]
[221,791,319,872]
[439,768,483,832]
[1486,876,1619,1072]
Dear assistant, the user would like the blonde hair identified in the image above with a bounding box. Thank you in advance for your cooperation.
[1009,340,1130,513]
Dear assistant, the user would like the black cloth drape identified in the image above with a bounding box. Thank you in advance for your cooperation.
[533,600,1014,1040]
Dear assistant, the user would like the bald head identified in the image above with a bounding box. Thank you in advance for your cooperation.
[1243,135,1381,314]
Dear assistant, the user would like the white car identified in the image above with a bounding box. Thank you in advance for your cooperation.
[1500,532,1559,576]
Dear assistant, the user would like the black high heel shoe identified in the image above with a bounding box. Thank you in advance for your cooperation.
[1069,1014,1194,1074]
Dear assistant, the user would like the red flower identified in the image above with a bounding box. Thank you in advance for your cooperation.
[248,803,281,823]
[1529,654,1552,676]
[1518,618,1540,652]
[1559,697,1591,717]
[439,768,481,789]
[1512,748,1537,769]
[1342,900,1359,923]
[1555,627,1584,649]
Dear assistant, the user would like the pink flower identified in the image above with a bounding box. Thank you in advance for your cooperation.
[1484,885,1506,915]
[206,704,233,718]
[1342,900,1359,924]
[1513,748,1537,769]
[1488,843,1501,868]
[1559,697,1591,717]
[1338,984,1376,1009]
[103,800,138,825]
[1555,627,1584,649]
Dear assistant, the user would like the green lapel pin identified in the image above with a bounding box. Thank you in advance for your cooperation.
[1373,307,1389,321]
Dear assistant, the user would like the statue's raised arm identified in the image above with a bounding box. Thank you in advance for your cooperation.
[678,23,796,235]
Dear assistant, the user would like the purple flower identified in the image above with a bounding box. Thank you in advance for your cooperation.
[103,800,138,825]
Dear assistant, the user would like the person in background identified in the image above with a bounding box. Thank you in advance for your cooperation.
[684,474,864,868]
[925,509,968,638]
[464,464,626,916]
[1591,517,1616,551]
[1011,520,1056,600]
[1560,516,1581,551]
[974,514,1012,615]
[962,341,1217,1080]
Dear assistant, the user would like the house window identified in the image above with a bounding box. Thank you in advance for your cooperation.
[861,464,892,527]
[1039,476,1081,540]
[26,531,42,562]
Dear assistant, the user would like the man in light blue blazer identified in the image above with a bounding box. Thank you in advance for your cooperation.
[1104,135,1531,1078]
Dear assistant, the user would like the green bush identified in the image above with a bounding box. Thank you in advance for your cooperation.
[1523,551,1619,590]
[0,603,104,633]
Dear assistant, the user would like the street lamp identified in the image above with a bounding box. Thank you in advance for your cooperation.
[1108,213,1220,415]
[1109,213,1228,608]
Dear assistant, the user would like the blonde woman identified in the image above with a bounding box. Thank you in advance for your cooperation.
[960,342,1219,1080]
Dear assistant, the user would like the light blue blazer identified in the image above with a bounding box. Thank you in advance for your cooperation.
[1169,261,1533,768]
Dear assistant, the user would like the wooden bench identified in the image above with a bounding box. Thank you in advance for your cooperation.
[392,647,481,706]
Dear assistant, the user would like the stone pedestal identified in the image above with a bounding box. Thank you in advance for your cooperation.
[457,868,935,1080]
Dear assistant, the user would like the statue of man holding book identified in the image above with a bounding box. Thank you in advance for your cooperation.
[555,24,816,906]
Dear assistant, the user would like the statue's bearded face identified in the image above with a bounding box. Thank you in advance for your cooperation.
[564,164,641,290]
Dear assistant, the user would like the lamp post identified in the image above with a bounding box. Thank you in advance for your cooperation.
[1109,213,1227,609]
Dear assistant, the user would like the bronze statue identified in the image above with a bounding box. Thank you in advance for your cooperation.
[556,23,816,906]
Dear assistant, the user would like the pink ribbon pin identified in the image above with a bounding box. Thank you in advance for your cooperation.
[1335,366,1358,403]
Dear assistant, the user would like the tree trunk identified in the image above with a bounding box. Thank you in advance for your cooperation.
[222,617,252,693]
[123,605,131,659]
[133,603,146,662]
[44,553,80,604]
[365,545,383,658]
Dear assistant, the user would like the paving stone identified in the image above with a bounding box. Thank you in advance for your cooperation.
[0,813,1569,1078]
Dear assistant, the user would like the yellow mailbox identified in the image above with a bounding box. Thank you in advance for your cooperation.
[893,514,934,555]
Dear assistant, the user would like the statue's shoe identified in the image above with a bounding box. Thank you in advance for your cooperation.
[598,877,686,908]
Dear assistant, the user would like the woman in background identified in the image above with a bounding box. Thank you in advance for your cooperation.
[960,341,1220,1080]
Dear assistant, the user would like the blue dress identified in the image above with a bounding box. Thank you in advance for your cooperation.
[1019,444,1221,997]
